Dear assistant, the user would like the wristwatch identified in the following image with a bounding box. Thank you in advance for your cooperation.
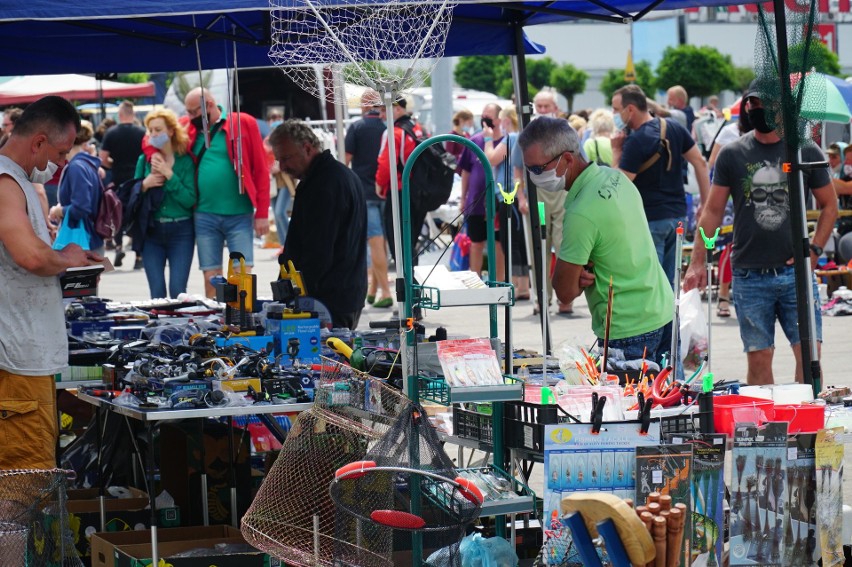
[809,243,823,256]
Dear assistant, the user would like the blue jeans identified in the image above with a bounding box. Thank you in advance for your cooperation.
[647,217,685,286]
[598,325,666,367]
[142,218,195,299]
[194,212,254,270]
[273,189,291,244]
[732,265,822,352]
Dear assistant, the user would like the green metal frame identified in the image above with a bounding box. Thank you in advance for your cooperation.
[400,134,508,557]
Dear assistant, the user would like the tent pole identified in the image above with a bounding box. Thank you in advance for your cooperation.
[772,0,820,395]
[511,21,551,355]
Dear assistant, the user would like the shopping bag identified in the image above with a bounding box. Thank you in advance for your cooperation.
[449,228,471,272]
[679,288,708,371]
[52,214,91,250]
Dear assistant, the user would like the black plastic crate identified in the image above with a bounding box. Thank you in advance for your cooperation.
[504,401,578,455]
[452,404,493,444]
[659,410,712,436]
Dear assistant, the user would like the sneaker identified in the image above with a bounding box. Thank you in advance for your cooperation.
[134,257,143,270]
[374,297,393,308]
[114,251,126,268]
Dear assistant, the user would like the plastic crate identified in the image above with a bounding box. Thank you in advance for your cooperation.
[504,401,578,455]
[452,404,493,444]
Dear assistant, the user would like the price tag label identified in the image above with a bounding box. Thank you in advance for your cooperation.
[714,437,724,445]
[756,435,764,442]
[788,447,798,461]
[652,469,663,484]
[524,425,533,449]
[672,437,683,445]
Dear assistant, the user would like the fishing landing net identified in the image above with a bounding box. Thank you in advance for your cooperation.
[329,403,483,567]
[241,360,415,566]
[0,469,83,566]
[268,0,455,105]
[755,0,833,149]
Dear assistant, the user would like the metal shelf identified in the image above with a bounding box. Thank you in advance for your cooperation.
[415,281,514,310]
[77,392,311,421]
[418,375,524,404]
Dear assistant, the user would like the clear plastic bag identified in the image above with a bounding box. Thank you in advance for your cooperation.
[679,289,708,371]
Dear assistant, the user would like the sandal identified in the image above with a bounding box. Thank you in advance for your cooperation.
[717,296,731,318]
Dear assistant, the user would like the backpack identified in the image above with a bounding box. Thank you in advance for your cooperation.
[637,118,672,175]
[82,160,124,240]
[94,180,123,240]
[397,121,456,212]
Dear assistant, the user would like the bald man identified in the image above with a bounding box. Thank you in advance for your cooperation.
[183,88,270,298]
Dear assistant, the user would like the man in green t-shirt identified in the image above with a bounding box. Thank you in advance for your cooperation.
[518,117,674,364]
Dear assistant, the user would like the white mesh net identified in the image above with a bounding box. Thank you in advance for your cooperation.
[268,0,456,104]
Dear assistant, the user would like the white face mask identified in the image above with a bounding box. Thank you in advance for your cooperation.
[844,164,852,177]
[29,161,59,184]
[529,156,566,192]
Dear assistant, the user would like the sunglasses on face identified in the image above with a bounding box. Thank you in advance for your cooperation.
[752,187,787,204]
[527,153,562,176]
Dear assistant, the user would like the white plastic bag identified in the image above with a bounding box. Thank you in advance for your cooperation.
[679,289,708,371]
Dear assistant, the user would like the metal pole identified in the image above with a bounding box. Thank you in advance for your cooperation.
[771,0,820,393]
[671,224,684,376]
[511,22,551,354]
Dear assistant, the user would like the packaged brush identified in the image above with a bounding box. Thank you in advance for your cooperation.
[665,433,726,567]
[729,421,788,566]
[816,428,844,567]
[785,433,817,566]
[635,444,692,567]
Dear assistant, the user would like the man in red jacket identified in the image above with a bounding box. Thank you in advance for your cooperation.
[375,97,426,265]
[183,88,270,298]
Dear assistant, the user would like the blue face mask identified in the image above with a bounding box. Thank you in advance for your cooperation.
[148,132,170,150]
[613,113,626,131]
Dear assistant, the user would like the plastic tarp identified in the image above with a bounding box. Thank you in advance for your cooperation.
[0,0,746,75]
[0,74,155,105]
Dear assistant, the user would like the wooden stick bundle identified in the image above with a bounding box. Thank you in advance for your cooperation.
[635,494,686,567]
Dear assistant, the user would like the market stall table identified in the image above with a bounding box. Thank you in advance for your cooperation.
[76,391,311,567]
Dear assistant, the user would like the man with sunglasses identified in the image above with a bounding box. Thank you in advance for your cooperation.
[519,117,674,364]
[684,79,837,386]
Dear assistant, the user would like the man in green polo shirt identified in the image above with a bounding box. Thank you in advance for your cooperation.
[518,117,674,364]
[184,88,270,298]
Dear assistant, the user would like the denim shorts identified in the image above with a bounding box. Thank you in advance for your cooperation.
[366,201,385,239]
[598,325,666,365]
[194,212,254,271]
[731,265,822,352]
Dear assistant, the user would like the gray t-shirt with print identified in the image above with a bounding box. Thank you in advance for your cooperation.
[713,131,830,269]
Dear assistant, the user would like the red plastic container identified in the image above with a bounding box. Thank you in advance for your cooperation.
[772,404,825,434]
[712,395,775,437]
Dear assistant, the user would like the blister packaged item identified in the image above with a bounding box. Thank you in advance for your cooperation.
[816,428,844,567]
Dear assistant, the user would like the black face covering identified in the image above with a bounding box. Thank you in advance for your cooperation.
[190,115,205,130]
[747,108,775,134]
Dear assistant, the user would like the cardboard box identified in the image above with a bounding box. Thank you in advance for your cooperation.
[160,421,251,527]
[115,538,270,567]
[265,317,321,367]
[91,525,246,567]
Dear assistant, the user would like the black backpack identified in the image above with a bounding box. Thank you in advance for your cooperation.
[397,121,456,212]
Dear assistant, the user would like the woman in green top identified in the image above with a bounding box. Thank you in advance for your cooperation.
[135,108,197,299]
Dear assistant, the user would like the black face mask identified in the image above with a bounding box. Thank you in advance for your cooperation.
[190,115,205,130]
[481,116,494,129]
[747,108,775,134]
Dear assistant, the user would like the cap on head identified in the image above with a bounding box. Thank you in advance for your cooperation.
[746,79,767,101]
[394,97,407,110]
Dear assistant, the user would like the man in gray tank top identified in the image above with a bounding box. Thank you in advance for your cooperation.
[0,96,100,469]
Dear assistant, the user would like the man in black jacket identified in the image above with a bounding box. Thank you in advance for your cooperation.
[268,120,367,329]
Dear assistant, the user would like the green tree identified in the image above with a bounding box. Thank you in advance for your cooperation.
[454,55,509,93]
[549,64,588,112]
[599,60,656,104]
[496,78,537,100]
[732,66,755,94]
[526,57,558,89]
[117,73,150,84]
[172,71,213,101]
[655,45,736,98]
[788,39,841,76]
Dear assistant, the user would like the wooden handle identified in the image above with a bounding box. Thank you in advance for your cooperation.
[647,502,661,516]
[666,507,684,567]
[659,494,672,511]
[653,516,667,567]
[648,492,661,505]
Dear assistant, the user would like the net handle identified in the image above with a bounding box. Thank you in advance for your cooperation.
[333,462,484,505]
